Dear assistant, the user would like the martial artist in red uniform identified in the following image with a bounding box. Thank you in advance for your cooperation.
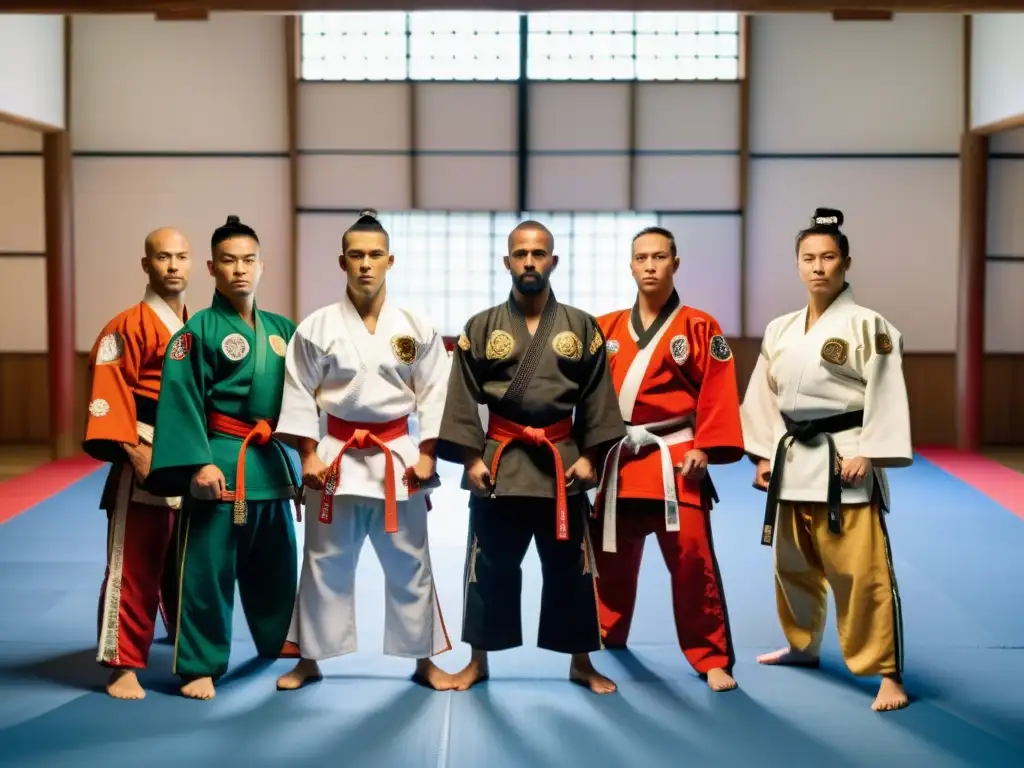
[591,226,745,692]
[82,227,192,699]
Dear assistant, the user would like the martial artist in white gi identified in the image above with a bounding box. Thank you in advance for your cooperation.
[274,210,455,691]
[741,207,914,712]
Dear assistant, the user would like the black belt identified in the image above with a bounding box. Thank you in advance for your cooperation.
[760,410,864,547]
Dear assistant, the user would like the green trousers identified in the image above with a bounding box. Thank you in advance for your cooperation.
[172,497,297,679]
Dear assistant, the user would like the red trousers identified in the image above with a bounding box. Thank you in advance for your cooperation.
[96,496,177,670]
[592,499,735,674]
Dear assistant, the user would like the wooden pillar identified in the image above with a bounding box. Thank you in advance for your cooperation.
[43,127,75,459]
[955,131,988,452]
[285,14,300,321]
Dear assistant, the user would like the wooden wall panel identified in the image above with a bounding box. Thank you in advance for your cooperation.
[3,346,1015,450]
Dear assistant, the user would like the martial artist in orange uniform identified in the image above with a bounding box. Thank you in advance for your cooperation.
[82,227,192,700]
[591,226,745,692]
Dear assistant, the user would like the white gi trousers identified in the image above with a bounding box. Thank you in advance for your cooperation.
[288,491,451,660]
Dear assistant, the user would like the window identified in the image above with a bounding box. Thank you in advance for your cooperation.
[368,211,656,335]
[408,12,520,81]
[301,12,407,81]
[301,12,741,82]
[527,12,740,81]
[301,12,520,82]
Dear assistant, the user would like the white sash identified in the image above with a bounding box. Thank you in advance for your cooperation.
[597,419,694,553]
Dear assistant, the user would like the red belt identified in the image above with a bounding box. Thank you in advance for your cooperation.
[207,412,292,526]
[321,415,409,533]
[487,412,574,541]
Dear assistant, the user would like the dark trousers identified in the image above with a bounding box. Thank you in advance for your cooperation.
[461,494,603,654]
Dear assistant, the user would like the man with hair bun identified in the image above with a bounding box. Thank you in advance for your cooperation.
[147,215,302,701]
[274,209,456,692]
[742,207,913,712]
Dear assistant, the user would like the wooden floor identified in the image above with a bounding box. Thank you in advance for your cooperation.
[1,444,1023,484]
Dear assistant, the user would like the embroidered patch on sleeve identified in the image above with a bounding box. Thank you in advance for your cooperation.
[97,333,124,364]
[588,328,604,356]
[875,332,893,355]
[169,332,193,361]
[457,333,471,352]
[709,335,732,362]
[821,337,849,366]
[88,399,110,418]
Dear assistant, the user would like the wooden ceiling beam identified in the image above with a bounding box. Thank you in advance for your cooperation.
[0,0,1019,14]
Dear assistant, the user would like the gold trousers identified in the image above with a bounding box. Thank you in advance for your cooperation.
[773,496,903,677]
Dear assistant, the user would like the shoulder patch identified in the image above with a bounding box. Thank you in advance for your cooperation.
[89,399,110,418]
[486,329,514,361]
[875,332,893,356]
[552,331,583,361]
[391,334,417,365]
[221,333,250,362]
[168,332,193,361]
[605,339,620,355]
[457,333,471,352]
[821,337,849,366]
[588,326,604,356]
[268,334,288,357]
[669,334,690,366]
[97,333,124,365]
[709,335,732,362]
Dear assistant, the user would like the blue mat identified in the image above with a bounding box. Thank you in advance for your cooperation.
[1,457,1022,767]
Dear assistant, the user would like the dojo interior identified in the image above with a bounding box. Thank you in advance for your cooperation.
[1,5,1023,767]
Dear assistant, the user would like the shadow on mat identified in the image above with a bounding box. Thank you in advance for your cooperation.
[609,649,859,767]
[0,673,443,767]
[7,648,107,694]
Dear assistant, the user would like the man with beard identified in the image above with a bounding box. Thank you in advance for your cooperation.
[83,227,192,700]
[436,220,626,693]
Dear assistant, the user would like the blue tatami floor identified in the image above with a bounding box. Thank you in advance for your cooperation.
[0,457,1023,767]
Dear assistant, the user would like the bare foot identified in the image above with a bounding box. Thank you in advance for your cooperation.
[180,676,216,700]
[106,670,145,700]
[277,658,322,691]
[569,654,617,694]
[872,676,909,712]
[450,654,489,691]
[756,647,820,667]
[413,658,456,691]
[705,668,738,692]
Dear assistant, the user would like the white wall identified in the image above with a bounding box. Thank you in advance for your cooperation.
[296,77,741,330]
[747,13,964,352]
[70,13,290,352]
[0,15,65,130]
[985,127,1024,353]
[0,122,47,352]
[971,14,1024,131]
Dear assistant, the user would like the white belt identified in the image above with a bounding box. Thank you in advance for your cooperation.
[132,420,181,509]
[597,422,694,553]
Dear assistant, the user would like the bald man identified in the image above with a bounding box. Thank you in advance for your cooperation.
[83,227,193,699]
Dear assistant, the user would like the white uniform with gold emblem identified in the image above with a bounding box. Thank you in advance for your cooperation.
[275,293,452,661]
[741,284,913,512]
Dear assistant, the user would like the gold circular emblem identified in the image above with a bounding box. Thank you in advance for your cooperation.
[486,330,514,360]
[552,331,583,361]
[588,330,604,356]
[820,338,848,366]
[268,334,287,357]
[391,334,417,365]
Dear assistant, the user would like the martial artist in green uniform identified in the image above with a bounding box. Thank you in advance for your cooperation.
[147,215,301,700]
